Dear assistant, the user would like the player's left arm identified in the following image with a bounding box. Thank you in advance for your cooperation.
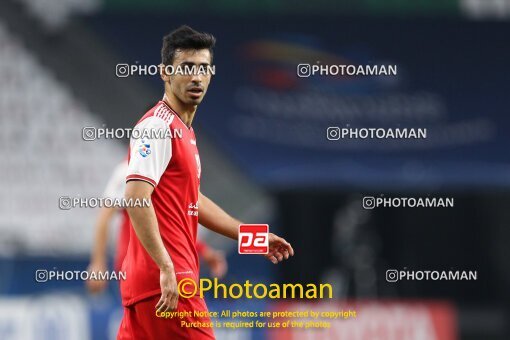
[198,192,294,264]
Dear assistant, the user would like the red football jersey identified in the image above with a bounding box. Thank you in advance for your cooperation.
[121,100,202,306]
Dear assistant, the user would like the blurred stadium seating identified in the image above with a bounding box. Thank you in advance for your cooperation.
[16,0,99,28]
[0,21,123,255]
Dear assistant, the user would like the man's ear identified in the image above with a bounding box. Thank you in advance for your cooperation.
[159,63,171,82]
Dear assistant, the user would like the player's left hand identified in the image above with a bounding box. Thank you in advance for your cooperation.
[85,261,108,294]
[264,233,294,264]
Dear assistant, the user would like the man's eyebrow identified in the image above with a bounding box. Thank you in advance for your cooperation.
[179,61,211,66]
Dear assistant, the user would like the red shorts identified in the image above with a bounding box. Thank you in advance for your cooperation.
[117,295,216,340]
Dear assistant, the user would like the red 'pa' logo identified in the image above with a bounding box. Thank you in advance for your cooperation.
[238,224,269,254]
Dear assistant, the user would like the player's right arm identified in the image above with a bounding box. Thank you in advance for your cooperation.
[125,180,178,312]
[125,115,176,311]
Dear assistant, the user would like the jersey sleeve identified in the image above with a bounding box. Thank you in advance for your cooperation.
[103,160,128,198]
[126,116,172,187]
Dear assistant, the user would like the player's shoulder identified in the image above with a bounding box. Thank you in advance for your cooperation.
[135,101,175,129]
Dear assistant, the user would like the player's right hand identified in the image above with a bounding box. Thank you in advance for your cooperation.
[156,267,179,312]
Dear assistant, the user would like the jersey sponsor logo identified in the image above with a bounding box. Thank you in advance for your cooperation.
[138,139,151,157]
[187,201,198,216]
[238,224,269,254]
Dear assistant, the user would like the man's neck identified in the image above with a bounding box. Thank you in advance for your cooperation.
[162,93,196,128]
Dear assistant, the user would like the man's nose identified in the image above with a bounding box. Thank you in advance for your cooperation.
[190,73,202,83]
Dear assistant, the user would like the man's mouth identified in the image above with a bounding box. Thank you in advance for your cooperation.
[187,87,204,96]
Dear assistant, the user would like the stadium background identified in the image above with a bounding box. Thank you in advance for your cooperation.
[1,0,510,339]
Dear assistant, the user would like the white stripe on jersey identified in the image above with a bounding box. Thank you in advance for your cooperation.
[154,103,175,125]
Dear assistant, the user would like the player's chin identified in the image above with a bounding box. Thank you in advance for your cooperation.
[186,96,204,105]
[186,90,206,102]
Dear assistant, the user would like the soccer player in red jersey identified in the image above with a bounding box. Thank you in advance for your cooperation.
[117,26,294,340]
[86,160,227,294]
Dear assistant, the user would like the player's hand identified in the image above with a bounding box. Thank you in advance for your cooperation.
[202,248,228,278]
[264,233,294,264]
[85,261,108,294]
[156,267,179,312]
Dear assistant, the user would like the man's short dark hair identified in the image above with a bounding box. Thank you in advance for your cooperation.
[161,25,216,65]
